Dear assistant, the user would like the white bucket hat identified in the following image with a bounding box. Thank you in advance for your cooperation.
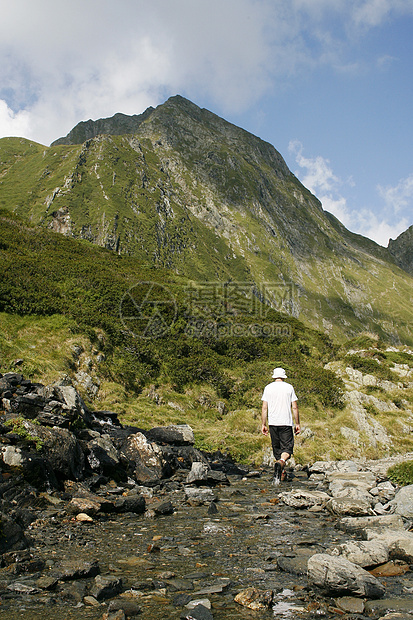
[272,367,287,379]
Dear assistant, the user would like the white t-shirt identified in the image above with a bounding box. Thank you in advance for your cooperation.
[261,380,298,426]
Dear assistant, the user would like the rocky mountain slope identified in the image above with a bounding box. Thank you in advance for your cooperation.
[0,95,412,343]
[388,225,413,275]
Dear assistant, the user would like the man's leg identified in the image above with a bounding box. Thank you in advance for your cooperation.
[269,426,283,484]
[277,427,295,481]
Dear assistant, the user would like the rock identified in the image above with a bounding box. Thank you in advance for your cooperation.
[180,603,214,620]
[108,599,142,616]
[21,420,85,480]
[369,560,410,577]
[90,574,123,601]
[307,553,385,598]
[392,484,413,518]
[76,512,94,522]
[234,587,274,610]
[146,424,195,445]
[113,495,146,514]
[338,514,405,534]
[335,596,365,613]
[185,599,211,610]
[330,540,389,567]
[0,513,30,553]
[370,481,396,503]
[87,435,125,480]
[365,599,413,616]
[186,462,209,484]
[55,559,100,581]
[121,432,164,484]
[308,460,360,475]
[68,496,103,516]
[184,487,217,505]
[325,497,374,517]
[153,500,174,515]
[364,528,413,563]
[278,489,330,509]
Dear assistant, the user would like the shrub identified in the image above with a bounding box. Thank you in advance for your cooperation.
[387,460,413,487]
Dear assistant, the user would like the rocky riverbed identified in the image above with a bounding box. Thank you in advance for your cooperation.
[1,372,413,620]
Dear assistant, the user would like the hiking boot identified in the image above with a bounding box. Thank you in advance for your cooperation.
[273,461,282,486]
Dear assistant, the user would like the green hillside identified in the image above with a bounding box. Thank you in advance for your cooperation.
[0,96,412,343]
[0,210,347,461]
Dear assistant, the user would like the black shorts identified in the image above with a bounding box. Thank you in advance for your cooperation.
[269,425,294,460]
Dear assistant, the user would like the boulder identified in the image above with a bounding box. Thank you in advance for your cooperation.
[392,484,413,519]
[121,432,164,484]
[329,540,389,567]
[325,497,374,517]
[337,514,405,534]
[278,489,330,509]
[364,528,413,563]
[307,553,385,598]
[146,424,195,445]
[234,587,274,610]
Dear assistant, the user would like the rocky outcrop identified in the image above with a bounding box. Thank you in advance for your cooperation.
[388,224,413,275]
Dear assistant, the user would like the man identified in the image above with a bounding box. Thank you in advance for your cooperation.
[261,367,300,485]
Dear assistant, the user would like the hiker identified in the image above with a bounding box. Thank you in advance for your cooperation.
[261,367,300,485]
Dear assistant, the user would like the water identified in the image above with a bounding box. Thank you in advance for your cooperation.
[1,471,411,619]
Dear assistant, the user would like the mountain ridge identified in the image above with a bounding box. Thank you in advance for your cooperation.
[0,95,412,343]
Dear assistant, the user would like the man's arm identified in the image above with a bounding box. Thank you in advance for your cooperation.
[292,400,300,435]
[261,401,269,435]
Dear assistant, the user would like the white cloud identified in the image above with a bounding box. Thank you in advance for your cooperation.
[289,141,410,246]
[2,0,413,144]
[378,174,413,212]
[0,100,31,139]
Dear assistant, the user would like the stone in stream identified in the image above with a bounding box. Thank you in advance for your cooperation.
[364,528,413,563]
[325,496,375,517]
[180,603,214,620]
[278,489,330,509]
[329,540,389,567]
[307,553,385,598]
[337,514,405,534]
[90,574,123,601]
[234,586,274,610]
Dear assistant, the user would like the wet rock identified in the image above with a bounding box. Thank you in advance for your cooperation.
[153,500,174,515]
[234,586,274,610]
[54,558,100,581]
[335,596,365,613]
[108,599,142,616]
[330,540,389,567]
[307,553,385,598]
[180,603,214,620]
[277,553,311,575]
[309,460,360,475]
[365,598,413,616]
[90,574,123,601]
[87,435,126,481]
[0,512,30,553]
[185,487,217,505]
[369,560,410,577]
[278,489,330,509]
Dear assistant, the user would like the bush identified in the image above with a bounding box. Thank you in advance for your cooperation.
[387,460,413,487]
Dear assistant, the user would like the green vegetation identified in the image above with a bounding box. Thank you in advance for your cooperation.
[4,417,44,452]
[0,210,348,463]
[387,460,413,486]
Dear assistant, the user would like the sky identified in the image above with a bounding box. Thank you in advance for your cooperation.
[1,0,413,246]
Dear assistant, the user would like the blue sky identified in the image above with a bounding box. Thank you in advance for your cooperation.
[1,0,412,246]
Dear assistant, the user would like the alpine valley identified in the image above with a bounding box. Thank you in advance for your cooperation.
[1,95,413,464]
